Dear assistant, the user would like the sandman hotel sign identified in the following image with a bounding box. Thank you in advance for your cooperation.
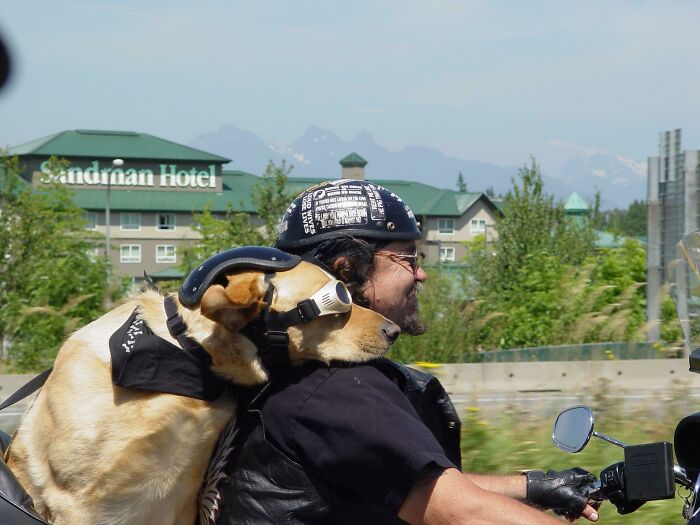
[37,160,218,189]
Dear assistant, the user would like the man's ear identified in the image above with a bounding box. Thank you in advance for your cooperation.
[331,256,358,284]
[200,271,266,329]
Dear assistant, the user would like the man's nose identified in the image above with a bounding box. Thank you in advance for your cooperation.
[415,266,427,282]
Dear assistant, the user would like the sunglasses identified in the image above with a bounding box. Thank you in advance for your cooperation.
[375,250,419,275]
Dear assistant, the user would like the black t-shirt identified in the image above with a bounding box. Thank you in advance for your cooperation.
[250,360,456,514]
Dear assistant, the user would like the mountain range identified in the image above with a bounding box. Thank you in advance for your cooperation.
[189,125,647,209]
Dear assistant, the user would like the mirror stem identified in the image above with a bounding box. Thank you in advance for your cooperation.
[674,465,694,489]
[592,431,628,448]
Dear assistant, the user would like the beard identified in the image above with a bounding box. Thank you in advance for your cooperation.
[401,281,427,336]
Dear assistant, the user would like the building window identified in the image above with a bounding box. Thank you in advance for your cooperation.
[157,213,176,230]
[156,245,176,263]
[438,218,455,234]
[439,246,455,262]
[84,212,97,230]
[470,219,486,233]
[120,213,141,231]
[120,244,141,263]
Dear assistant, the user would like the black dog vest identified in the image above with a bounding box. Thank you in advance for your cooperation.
[109,309,225,400]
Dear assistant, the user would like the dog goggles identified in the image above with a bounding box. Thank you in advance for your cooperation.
[244,275,353,369]
[305,278,352,316]
[266,274,352,328]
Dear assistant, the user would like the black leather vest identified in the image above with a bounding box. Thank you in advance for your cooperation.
[207,360,461,525]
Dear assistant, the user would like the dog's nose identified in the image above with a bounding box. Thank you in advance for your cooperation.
[383,322,401,343]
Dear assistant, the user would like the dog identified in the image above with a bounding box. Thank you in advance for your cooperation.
[5,260,399,525]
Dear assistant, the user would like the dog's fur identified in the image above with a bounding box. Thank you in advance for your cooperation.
[5,262,398,525]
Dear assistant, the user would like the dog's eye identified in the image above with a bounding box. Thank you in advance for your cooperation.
[336,282,351,305]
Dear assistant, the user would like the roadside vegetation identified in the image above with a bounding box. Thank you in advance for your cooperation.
[460,397,688,525]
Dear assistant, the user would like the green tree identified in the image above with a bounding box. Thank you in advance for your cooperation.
[582,239,647,341]
[391,266,477,363]
[179,204,265,274]
[180,160,293,272]
[590,191,604,230]
[660,294,683,345]
[461,159,601,349]
[456,171,468,192]
[253,160,294,243]
[471,158,595,294]
[601,200,647,238]
[0,155,110,371]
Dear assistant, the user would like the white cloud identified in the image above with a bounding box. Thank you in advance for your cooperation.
[592,169,606,178]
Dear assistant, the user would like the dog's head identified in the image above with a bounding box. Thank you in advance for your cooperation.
[196,261,400,383]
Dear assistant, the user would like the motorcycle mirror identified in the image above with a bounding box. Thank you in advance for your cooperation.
[552,405,595,453]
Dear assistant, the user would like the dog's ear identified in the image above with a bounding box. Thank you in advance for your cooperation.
[200,271,266,329]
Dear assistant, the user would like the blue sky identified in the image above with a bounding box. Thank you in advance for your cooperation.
[1,1,699,175]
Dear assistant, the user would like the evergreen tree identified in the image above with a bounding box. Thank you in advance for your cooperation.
[456,171,468,192]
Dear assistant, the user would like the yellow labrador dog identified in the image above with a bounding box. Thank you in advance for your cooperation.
[5,250,399,525]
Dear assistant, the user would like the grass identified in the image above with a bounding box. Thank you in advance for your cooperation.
[460,396,692,524]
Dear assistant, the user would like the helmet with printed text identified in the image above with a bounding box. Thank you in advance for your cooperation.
[275,180,421,249]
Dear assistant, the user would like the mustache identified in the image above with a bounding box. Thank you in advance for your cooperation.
[409,281,424,298]
[404,281,427,336]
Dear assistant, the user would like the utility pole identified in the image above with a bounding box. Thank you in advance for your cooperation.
[105,158,124,288]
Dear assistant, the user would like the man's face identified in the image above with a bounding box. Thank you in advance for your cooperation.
[361,240,428,336]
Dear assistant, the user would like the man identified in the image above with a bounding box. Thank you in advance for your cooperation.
[205,180,597,525]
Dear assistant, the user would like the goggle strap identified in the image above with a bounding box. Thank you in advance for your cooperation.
[268,299,321,329]
[256,280,292,369]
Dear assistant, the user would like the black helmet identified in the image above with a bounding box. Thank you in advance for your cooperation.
[276,180,421,249]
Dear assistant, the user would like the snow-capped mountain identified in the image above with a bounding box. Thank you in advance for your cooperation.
[558,154,647,208]
[189,125,646,209]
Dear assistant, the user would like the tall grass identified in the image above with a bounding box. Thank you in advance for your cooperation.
[461,395,692,524]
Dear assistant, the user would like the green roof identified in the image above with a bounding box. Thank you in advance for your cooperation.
[339,152,367,167]
[596,230,625,249]
[7,130,230,163]
[281,177,497,217]
[38,166,497,218]
[595,231,647,249]
[149,267,185,279]
[564,192,589,212]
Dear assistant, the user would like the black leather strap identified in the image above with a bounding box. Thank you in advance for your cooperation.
[0,368,52,412]
[0,371,53,524]
[142,271,159,293]
[269,299,321,328]
[164,296,212,367]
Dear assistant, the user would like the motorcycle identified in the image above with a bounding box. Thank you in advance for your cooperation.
[550,230,700,523]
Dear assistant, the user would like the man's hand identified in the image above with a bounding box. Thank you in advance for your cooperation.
[525,468,598,521]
